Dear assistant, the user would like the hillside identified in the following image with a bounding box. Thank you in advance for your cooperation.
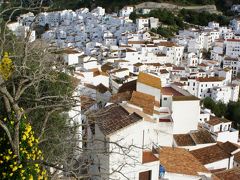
[51,0,215,12]
[50,0,240,14]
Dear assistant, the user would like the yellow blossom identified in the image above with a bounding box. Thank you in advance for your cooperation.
[12,166,18,172]
[5,155,10,161]
[0,52,14,80]
[9,173,13,176]
[29,175,33,180]
[8,149,12,154]
[22,134,26,141]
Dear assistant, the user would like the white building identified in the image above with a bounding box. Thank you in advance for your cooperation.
[159,147,212,180]
[119,6,134,17]
[203,116,239,143]
[223,56,240,77]
[191,144,234,171]
[226,39,240,58]
[136,18,149,31]
[88,104,160,180]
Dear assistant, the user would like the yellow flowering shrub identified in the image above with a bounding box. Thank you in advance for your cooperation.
[0,52,14,80]
[0,112,47,179]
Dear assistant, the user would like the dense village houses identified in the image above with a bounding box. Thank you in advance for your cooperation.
[7,5,240,180]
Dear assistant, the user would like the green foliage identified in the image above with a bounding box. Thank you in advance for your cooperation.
[202,97,240,128]
[202,97,226,118]
[213,101,227,117]
[225,101,240,125]
[50,0,216,12]
[156,26,175,38]
[203,97,216,110]
[0,113,47,179]
[179,9,230,26]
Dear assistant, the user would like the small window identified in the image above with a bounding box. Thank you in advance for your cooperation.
[163,97,167,101]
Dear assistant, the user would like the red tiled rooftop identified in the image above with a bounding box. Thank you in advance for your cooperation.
[159,118,172,122]
[227,39,240,42]
[142,151,159,164]
[161,87,184,96]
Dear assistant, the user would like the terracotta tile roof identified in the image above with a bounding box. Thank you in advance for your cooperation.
[130,91,155,115]
[133,62,143,67]
[190,144,231,165]
[128,41,148,44]
[173,67,185,71]
[207,117,222,126]
[92,70,101,77]
[145,63,162,66]
[89,68,99,72]
[214,167,240,180]
[172,96,199,101]
[219,141,240,154]
[173,82,185,86]
[125,48,137,52]
[174,134,195,146]
[180,77,188,81]
[118,80,137,93]
[224,56,238,61]
[93,104,142,136]
[174,130,215,146]
[206,116,231,126]
[199,63,207,67]
[96,83,109,94]
[160,69,169,74]
[137,72,161,89]
[81,96,96,112]
[161,87,184,96]
[196,77,225,82]
[159,147,209,176]
[165,63,174,67]
[158,41,177,47]
[110,91,132,103]
[84,83,109,94]
[190,130,215,144]
[142,151,159,164]
[101,63,114,72]
[234,151,240,163]
[111,68,129,73]
[227,39,240,42]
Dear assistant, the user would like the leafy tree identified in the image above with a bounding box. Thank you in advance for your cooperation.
[203,97,216,110]
[213,101,227,117]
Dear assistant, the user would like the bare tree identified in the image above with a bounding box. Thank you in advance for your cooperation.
[0,1,147,179]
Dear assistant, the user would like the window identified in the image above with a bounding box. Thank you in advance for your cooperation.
[163,97,167,101]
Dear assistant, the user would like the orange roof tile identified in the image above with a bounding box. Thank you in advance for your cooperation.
[137,72,161,89]
[214,167,240,180]
[142,151,159,164]
[130,91,155,115]
[159,147,209,176]
[190,144,231,165]
[161,87,184,96]
[172,96,199,101]
[197,77,225,82]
